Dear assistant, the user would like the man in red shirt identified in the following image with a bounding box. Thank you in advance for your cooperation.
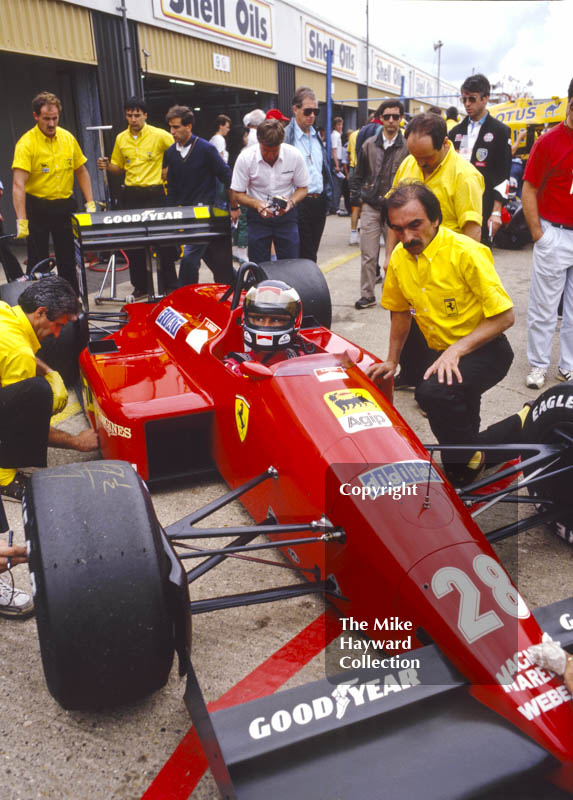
[522,78,573,389]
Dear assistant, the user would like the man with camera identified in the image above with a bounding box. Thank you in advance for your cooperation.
[231,119,309,263]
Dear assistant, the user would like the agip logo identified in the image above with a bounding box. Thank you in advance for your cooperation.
[324,389,391,434]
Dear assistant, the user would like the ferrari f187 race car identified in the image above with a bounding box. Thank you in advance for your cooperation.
[16,243,573,798]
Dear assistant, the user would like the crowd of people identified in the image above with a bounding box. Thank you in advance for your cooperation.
[0,74,571,619]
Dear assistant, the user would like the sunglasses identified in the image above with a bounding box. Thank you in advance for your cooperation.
[302,108,320,117]
[382,113,401,120]
[460,95,480,104]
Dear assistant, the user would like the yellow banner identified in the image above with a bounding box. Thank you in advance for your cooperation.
[490,97,567,131]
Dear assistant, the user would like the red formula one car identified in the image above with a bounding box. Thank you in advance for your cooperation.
[20,259,573,799]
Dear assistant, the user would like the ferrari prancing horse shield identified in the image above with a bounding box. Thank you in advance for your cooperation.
[235,395,250,441]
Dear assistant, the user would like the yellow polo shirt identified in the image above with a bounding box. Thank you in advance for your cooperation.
[111,124,173,186]
[382,226,513,351]
[12,126,86,200]
[393,143,484,232]
[347,130,358,169]
[0,302,41,386]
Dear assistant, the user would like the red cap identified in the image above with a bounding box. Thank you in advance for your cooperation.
[266,108,290,122]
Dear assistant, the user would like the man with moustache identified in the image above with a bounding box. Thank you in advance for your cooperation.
[367,183,514,486]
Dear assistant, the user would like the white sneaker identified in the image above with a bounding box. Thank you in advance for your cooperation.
[557,367,572,382]
[349,230,359,245]
[0,575,34,619]
[526,366,546,389]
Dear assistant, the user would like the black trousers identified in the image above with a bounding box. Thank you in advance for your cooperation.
[414,334,514,465]
[121,186,177,293]
[0,378,52,469]
[0,219,24,282]
[297,194,327,263]
[25,195,78,292]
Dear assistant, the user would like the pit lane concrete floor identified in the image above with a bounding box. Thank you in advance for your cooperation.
[1,222,572,800]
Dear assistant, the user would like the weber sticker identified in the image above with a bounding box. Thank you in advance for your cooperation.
[155,307,187,339]
[324,389,391,433]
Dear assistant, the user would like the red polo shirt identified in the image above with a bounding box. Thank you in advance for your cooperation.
[523,122,573,225]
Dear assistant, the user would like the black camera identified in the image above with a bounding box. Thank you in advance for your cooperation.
[266,195,288,216]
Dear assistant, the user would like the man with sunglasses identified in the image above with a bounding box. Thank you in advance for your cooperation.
[521,78,573,390]
[284,87,334,262]
[449,74,512,245]
[352,100,408,309]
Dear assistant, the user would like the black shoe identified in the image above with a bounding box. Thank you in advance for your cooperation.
[0,472,29,503]
[354,296,376,309]
[132,288,148,299]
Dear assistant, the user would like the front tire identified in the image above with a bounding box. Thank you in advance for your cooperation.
[24,461,184,709]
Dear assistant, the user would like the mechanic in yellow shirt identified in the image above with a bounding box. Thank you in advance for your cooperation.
[0,278,98,505]
[368,182,515,486]
[97,96,174,296]
[12,92,95,293]
[385,112,485,389]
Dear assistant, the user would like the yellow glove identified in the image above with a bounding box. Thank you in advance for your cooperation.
[16,219,29,238]
[45,371,68,415]
[85,201,97,213]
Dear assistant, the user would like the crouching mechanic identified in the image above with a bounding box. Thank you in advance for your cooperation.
[367,182,515,485]
[0,277,99,503]
[224,280,313,374]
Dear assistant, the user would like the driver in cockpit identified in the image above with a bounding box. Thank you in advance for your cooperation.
[223,280,314,375]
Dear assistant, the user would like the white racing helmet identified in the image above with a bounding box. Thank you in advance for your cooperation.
[243,280,303,352]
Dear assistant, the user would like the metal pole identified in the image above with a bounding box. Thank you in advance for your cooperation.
[365,0,369,112]
[434,40,443,105]
[326,48,333,163]
[117,0,136,96]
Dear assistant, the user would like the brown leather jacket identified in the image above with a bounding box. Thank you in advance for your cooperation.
[351,129,408,209]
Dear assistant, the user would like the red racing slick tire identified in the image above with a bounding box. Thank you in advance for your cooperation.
[522,381,573,544]
[23,461,179,710]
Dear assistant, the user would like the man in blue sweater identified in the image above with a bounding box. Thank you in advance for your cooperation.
[164,105,236,286]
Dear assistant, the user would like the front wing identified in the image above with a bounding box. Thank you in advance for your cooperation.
[187,598,573,799]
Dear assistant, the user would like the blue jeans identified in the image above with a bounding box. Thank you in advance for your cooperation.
[246,209,299,264]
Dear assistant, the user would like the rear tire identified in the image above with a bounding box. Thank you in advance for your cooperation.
[257,258,332,328]
[522,382,573,543]
[24,460,179,710]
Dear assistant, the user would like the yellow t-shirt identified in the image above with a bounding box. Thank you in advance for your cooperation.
[111,124,173,186]
[347,130,358,169]
[0,302,41,386]
[381,226,513,351]
[446,118,458,132]
[393,143,484,232]
[12,126,87,200]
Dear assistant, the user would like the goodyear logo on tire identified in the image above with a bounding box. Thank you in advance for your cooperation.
[324,389,391,434]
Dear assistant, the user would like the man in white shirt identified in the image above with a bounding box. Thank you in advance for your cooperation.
[209,114,231,163]
[231,119,309,263]
[329,116,344,213]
